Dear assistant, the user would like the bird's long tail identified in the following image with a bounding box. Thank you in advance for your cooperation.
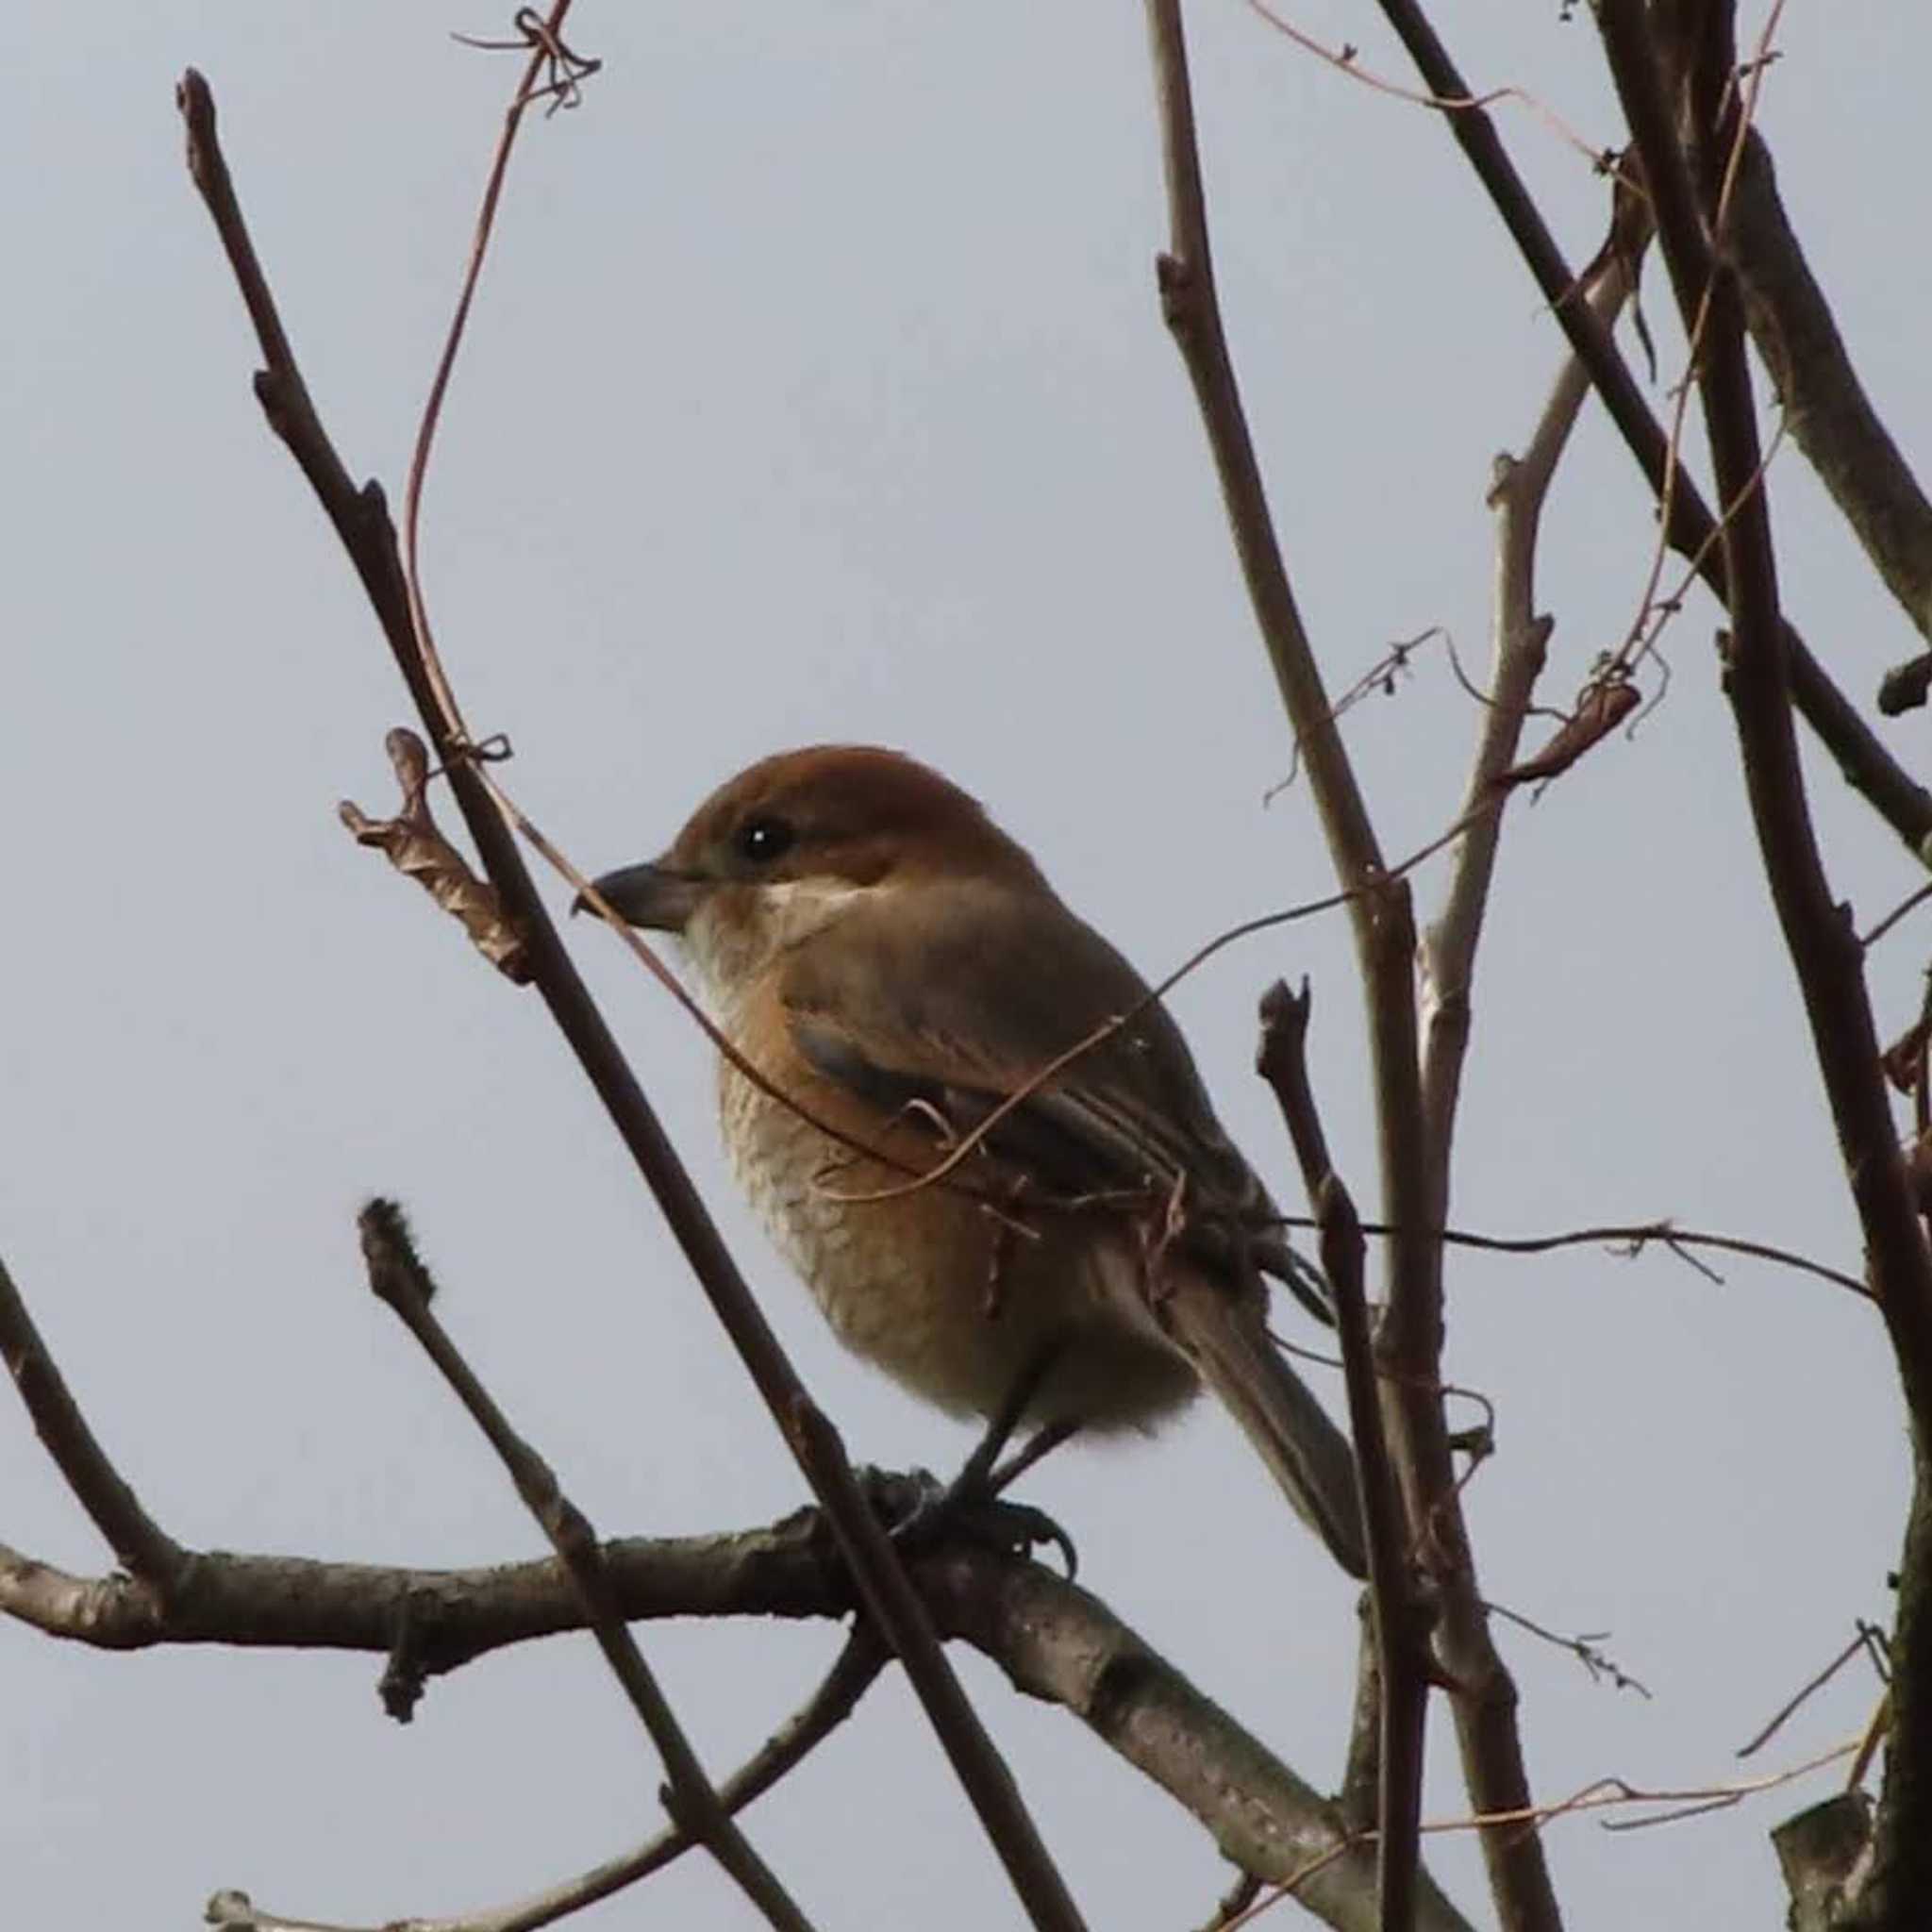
[1159,1270,1367,1579]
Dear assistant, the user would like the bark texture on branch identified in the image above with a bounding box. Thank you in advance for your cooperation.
[1727,130,1932,662]
[0,1504,1474,1932]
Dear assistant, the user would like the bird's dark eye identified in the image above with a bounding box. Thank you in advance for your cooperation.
[735,814,796,865]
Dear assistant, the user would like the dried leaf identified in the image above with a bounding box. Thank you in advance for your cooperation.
[1498,676,1641,789]
[1575,145,1657,380]
[1880,1016,1931,1095]
[341,728,531,982]
[1907,1128,1932,1215]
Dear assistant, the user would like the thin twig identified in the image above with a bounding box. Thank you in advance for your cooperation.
[0,1257,183,1588]
[1231,1740,1860,1928]
[357,1204,815,1932]
[1603,3,1788,690]
[397,5,595,742]
[1369,0,1932,858]
[1483,1602,1650,1699]
[208,1629,885,1932]
[1422,245,1633,1169]
[1143,0,1439,1374]
[1265,626,1568,803]
[1286,1214,1871,1304]
[1200,1871,1263,1932]
[1241,0,1612,175]
[1860,880,1932,953]
[1737,1627,1877,1760]
[1257,984,1431,1932]
[821,798,1492,1208]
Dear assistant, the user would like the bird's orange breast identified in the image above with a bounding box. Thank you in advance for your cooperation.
[714,983,1197,1432]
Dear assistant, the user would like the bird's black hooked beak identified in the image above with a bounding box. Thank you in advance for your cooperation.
[574,859,708,934]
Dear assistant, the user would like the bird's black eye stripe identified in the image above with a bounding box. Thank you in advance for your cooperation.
[735,814,796,864]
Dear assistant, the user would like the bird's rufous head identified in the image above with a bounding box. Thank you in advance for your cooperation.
[587,745,1045,1006]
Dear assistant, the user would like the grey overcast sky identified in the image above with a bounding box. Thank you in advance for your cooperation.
[7,5,1929,1927]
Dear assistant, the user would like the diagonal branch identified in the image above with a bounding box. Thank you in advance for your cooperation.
[1596,0,1932,1489]
[1142,2,1386,888]
[1593,8,1932,1926]
[1422,252,1633,1160]
[1366,0,1932,858]
[1400,242,1636,1932]
[175,65,1083,1932]
[0,1256,183,1590]
[208,1632,886,1932]
[1141,0,1431,1429]
[924,1546,1475,1932]
[1724,128,1932,668]
[1258,983,1432,1932]
[1142,0,1432,1383]
[358,1204,813,1932]
[1142,8,1558,1925]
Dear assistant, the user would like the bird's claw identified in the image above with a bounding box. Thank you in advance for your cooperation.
[881,1468,1078,1578]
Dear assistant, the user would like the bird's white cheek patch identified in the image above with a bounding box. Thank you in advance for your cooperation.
[758,878,873,949]
[680,880,874,1028]
[675,924,752,1032]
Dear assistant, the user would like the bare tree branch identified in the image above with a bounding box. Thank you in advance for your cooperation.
[1344,1215,1869,1304]
[0,1256,183,1590]
[1599,0,1932,1493]
[1594,8,1932,1925]
[0,1515,833,1663]
[207,1631,885,1932]
[1422,248,1634,1186]
[0,1216,1451,1928]
[358,1202,815,1932]
[174,65,1083,1932]
[1141,2,1435,1359]
[0,1507,1474,1932]
[1142,11,1567,1924]
[1724,129,1932,667]
[920,1547,1475,1932]
[1367,0,1932,859]
[1257,983,1433,1932]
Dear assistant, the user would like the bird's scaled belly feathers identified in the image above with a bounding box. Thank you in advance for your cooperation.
[717,1059,1198,1431]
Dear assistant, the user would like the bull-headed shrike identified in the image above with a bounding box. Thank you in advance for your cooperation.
[591,745,1365,1577]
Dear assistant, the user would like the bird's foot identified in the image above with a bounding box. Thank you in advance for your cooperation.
[860,1465,1078,1577]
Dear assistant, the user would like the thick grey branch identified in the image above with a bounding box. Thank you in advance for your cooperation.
[1728,131,1932,669]
[1773,1791,1875,1932]
[923,1548,1474,1932]
[2,1509,1473,1932]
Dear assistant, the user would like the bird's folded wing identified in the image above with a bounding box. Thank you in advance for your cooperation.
[780,876,1331,1322]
